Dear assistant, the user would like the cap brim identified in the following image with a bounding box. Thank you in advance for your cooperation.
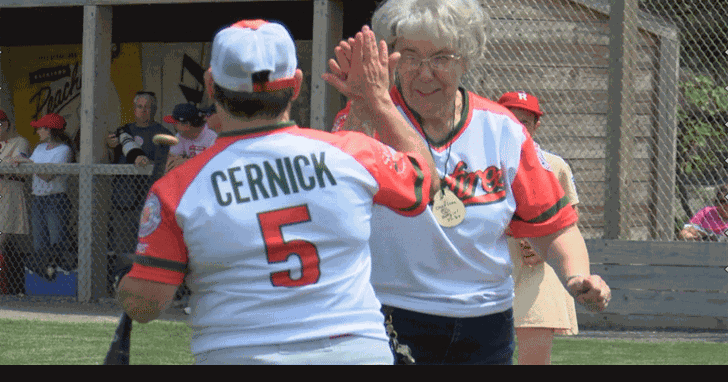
[503,103,544,117]
[163,115,178,124]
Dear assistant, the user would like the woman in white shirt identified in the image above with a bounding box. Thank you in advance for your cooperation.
[12,113,73,281]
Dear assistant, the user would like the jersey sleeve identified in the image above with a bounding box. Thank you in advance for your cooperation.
[338,131,431,217]
[509,136,578,238]
[547,153,579,206]
[331,102,351,133]
[126,183,188,286]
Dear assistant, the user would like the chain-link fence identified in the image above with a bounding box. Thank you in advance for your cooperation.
[465,0,728,241]
[2,0,727,303]
[0,162,160,301]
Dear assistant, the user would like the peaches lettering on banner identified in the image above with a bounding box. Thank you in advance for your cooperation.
[3,43,143,149]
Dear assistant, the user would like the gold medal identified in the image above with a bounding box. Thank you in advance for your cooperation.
[432,188,466,227]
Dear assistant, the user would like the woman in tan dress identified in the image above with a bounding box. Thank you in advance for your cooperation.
[0,109,31,293]
[498,92,579,365]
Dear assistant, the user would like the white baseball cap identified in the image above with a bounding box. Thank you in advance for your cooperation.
[210,19,297,93]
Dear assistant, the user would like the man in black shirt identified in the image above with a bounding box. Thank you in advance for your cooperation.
[106,91,172,292]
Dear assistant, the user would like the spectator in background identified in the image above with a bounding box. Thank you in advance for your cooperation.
[498,91,580,365]
[164,103,218,173]
[680,184,728,241]
[0,109,31,293]
[106,91,172,289]
[11,113,74,281]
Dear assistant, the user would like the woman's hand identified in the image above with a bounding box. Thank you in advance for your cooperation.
[323,26,400,105]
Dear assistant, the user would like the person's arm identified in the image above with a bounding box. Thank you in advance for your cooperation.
[528,224,610,312]
[117,276,178,323]
[324,26,440,198]
[680,225,707,241]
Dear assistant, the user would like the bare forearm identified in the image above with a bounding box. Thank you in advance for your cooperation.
[370,102,441,198]
[117,276,174,324]
[528,224,590,285]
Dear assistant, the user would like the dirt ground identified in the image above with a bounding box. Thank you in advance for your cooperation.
[1,295,727,343]
[0,295,186,323]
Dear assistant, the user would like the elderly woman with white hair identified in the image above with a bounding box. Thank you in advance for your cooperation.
[324,0,611,365]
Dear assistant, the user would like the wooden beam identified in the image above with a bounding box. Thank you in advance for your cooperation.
[0,0,307,7]
[651,38,680,240]
[78,4,112,301]
[310,0,343,131]
[603,0,638,239]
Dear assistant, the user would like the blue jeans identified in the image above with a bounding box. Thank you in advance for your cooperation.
[29,193,71,274]
[384,306,515,365]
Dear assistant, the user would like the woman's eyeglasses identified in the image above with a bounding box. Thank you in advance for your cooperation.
[398,53,462,73]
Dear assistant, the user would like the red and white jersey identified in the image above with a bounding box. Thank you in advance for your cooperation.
[333,88,577,318]
[126,121,431,355]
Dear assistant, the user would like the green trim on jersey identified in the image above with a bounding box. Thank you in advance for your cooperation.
[134,255,187,273]
[513,195,571,224]
[217,121,296,138]
[398,155,427,212]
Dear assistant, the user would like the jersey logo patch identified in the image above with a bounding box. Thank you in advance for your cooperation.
[138,193,162,238]
[443,161,506,205]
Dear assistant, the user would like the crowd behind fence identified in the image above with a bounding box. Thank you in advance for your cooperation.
[1,0,727,304]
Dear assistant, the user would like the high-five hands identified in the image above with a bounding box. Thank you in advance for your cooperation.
[322,25,400,109]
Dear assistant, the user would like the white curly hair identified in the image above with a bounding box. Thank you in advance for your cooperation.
[371,0,489,68]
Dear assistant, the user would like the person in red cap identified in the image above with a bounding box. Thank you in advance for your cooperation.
[0,109,31,293]
[10,113,75,281]
[497,91,580,365]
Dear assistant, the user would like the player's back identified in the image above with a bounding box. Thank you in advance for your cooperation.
[149,123,428,354]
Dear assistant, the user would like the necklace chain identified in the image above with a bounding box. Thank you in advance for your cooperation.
[422,93,459,195]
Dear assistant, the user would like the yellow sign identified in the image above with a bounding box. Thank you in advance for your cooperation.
[3,43,143,150]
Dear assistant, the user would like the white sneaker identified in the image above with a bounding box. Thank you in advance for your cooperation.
[184,307,191,315]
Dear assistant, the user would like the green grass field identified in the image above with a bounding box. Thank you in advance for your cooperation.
[1,317,726,365]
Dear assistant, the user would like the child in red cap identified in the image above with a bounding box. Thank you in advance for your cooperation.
[498,91,580,365]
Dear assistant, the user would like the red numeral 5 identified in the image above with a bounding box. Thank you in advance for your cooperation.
[257,205,321,287]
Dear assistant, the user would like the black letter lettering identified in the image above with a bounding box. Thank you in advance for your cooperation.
[283,157,300,193]
[293,155,315,191]
[311,152,337,188]
[228,167,250,204]
[264,159,290,197]
[211,171,232,206]
[245,164,269,200]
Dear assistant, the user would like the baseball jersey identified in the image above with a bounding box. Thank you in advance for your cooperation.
[169,125,218,158]
[333,87,577,317]
[126,121,431,355]
[684,206,728,241]
[540,149,579,206]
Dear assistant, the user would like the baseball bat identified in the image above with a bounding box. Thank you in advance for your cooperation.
[103,313,133,365]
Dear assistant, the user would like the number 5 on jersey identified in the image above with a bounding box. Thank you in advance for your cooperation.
[258,205,321,287]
